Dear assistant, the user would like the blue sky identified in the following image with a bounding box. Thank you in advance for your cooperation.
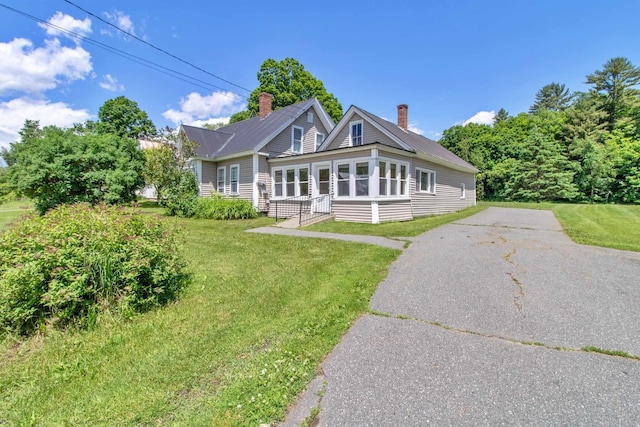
[1,0,639,150]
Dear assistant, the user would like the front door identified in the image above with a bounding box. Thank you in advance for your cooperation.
[312,163,331,213]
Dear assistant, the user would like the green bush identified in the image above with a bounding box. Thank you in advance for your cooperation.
[161,169,198,217]
[195,194,258,219]
[0,203,189,336]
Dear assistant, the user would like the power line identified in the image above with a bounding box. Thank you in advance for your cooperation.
[0,3,247,100]
[62,0,252,94]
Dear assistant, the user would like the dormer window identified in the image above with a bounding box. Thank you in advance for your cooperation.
[350,120,363,146]
[292,125,303,154]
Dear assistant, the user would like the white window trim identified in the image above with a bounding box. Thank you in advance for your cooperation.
[378,157,410,198]
[292,125,304,154]
[315,132,325,152]
[307,111,314,123]
[217,166,226,194]
[271,164,310,199]
[461,183,466,199]
[349,120,363,147]
[229,164,240,195]
[333,157,372,199]
[416,167,436,194]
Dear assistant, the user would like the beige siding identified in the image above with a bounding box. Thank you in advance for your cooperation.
[378,200,413,222]
[216,156,254,202]
[263,106,331,157]
[333,200,372,223]
[200,160,217,197]
[325,113,404,150]
[411,159,476,217]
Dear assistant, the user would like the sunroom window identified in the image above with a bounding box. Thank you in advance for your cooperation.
[355,162,369,196]
[337,163,350,196]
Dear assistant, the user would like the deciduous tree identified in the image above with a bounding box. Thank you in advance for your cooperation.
[230,58,343,123]
[96,96,157,139]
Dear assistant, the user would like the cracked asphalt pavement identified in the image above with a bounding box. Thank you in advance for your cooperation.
[303,207,640,426]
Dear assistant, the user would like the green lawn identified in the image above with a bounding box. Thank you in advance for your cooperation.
[0,214,399,426]
[0,200,32,230]
[305,205,487,237]
[483,201,640,252]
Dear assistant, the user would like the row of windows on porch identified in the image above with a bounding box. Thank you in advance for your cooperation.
[272,161,437,199]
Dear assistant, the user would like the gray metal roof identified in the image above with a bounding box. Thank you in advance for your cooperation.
[355,107,478,172]
[183,98,318,158]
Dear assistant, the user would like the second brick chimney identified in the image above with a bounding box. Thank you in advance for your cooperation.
[259,92,272,118]
[397,104,408,131]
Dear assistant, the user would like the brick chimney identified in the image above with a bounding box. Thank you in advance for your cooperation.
[259,92,272,118]
[397,104,408,131]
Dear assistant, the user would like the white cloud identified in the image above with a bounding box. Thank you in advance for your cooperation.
[187,117,232,128]
[103,11,136,37]
[407,122,424,135]
[462,110,496,126]
[99,74,124,92]
[0,38,92,95]
[38,12,92,44]
[163,91,245,125]
[0,97,91,149]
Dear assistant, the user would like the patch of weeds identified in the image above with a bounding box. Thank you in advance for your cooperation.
[582,346,640,361]
[301,405,320,427]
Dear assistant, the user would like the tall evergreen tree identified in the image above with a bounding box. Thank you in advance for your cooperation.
[493,108,510,124]
[504,128,579,202]
[586,57,640,131]
[529,82,573,113]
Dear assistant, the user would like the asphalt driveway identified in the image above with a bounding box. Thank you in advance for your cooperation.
[296,208,640,426]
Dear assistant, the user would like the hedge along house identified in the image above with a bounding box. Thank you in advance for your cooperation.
[181,93,479,224]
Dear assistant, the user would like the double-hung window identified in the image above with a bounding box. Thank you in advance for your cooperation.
[286,168,295,196]
[378,160,409,197]
[217,166,226,194]
[337,163,350,196]
[292,126,303,154]
[229,165,239,194]
[355,162,369,196]
[273,166,310,198]
[274,170,283,197]
[417,168,436,194]
[299,167,309,196]
[315,133,325,152]
[350,121,363,146]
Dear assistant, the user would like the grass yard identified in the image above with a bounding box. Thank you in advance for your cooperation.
[483,201,640,252]
[0,200,32,230]
[305,205,487,237]
[0,214,399,425]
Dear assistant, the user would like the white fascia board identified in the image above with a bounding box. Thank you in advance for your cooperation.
[199,150,254,162]
[311,98,336,131]
[317,105,358,151]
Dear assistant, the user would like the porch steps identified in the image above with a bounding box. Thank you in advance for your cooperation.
[274,212,334,229]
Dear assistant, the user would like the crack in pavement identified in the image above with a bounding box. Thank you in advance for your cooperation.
[369,311,640,362]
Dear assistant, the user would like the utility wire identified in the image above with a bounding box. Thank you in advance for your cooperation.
[62,0,252,94]
[0,3,247,100]
[0,3,312,123]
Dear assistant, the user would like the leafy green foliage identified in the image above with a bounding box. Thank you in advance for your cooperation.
[194,194,258,219]
[440,56,640,204]
[161,169,199,217]
[230,57,343,123]
[5,122,145,214]
[0,167,15,204]
[0,203,188,337]
[96,96,157,139]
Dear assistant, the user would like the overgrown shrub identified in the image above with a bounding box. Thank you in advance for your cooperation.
[0,203,189,336]
[195,194,258,219]
[161,169,198,217]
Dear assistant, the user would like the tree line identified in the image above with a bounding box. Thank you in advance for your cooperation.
[440,57,640,203]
